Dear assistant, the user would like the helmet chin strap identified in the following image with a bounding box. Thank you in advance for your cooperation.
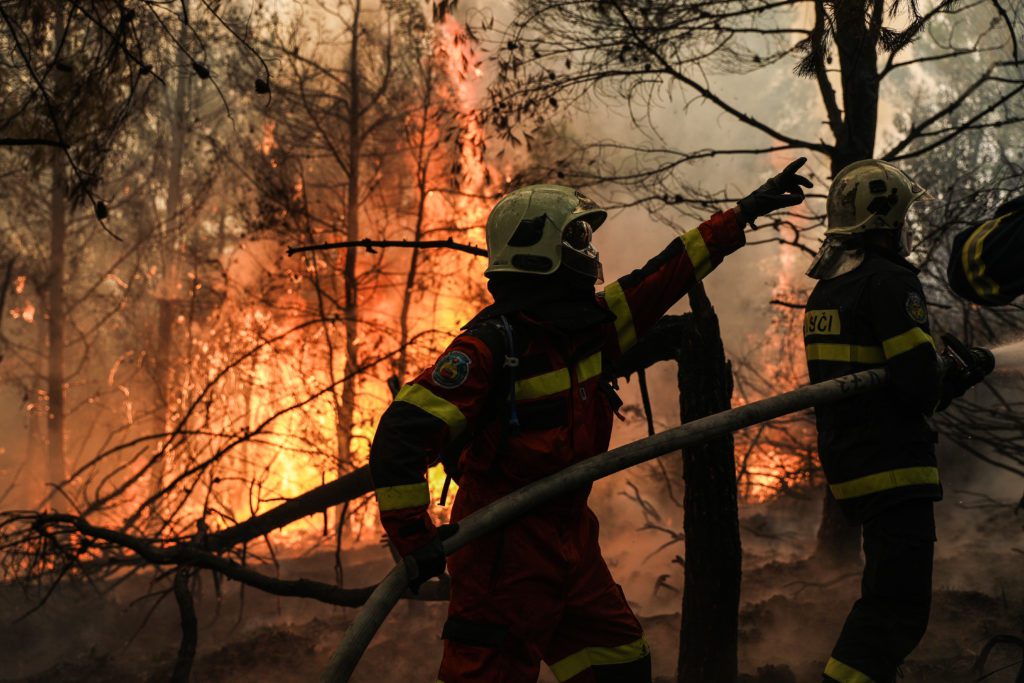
[560,245,604,284]
[897,224,913,257]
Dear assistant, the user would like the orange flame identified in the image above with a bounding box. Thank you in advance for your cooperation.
[734,153,819,502]
[115,16,502,552]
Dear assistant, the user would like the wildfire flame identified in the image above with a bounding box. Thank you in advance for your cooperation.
[733,153,818,502]
[115,16,502,552]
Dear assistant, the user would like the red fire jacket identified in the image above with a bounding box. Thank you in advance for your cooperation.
[370,209,745,556]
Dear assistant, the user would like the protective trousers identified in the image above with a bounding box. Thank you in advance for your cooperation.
[824,500,935,683]
[437,505,652,683]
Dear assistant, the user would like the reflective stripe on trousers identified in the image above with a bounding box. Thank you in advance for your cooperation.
[548,636,650,682]
[829,466,939,500]
[825,656,875,682]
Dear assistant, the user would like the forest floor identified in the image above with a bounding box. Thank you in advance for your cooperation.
[1,490,1021,683]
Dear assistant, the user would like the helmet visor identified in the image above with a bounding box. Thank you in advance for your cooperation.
[561,219,603,283]
[563,219,595,251]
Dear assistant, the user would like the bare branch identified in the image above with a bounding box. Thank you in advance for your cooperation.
[288,237,487,258]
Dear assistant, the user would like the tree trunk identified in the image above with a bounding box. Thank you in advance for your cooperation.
[46,145,67,505]
[831,0,881,172]
[152,0,190,501]
[334,0,365,576]
[171,569,197,683]
[677,284,740,683]
[23,299,48,506]
[813,0,882,563]
[396,93,433,384]
[339,0,363,464]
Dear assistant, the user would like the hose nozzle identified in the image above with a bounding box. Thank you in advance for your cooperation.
[940,333,995,382]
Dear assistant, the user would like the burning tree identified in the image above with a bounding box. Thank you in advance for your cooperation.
[0,0,271,512]
[0,2,508,677]
[240,0,499,557]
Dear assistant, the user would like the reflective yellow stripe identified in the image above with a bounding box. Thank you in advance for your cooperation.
[396,384,466,436]
[824,657,875,682]
[376,482,430,511]
[576,351,602,382]
[805,343,885,364]
[516,367,570,400]
[515,352,603,401]
[963,214,1005,300]
[603,281,637,353]
[682,230,712,280]
[881,327,934,359]
[549,637,650,682]
[830,466,940,500]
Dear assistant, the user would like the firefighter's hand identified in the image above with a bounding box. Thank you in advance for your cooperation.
[937,334,994,410]
[404,523,459,594]
[737,157,813,227]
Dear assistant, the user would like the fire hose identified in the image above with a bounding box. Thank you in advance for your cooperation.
[322,342,996,682]
[322,367,895,682]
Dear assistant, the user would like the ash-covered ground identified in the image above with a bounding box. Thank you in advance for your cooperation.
[2,484,1021,683]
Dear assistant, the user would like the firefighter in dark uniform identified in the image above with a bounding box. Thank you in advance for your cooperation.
[804,160,991,683]
[947,194,1024,305]
[370,162,812,683]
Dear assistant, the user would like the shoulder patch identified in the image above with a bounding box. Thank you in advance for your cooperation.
[905,291,928,325]
[432,350,472,389]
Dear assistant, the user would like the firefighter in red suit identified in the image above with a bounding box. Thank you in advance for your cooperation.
[369,161,812,683]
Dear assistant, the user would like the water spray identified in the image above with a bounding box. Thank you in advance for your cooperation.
[991,339,1024,371]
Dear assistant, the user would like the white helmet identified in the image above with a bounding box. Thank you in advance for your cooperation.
[809,160,933,280]
[484,185,607,281]
[825,159,932,248]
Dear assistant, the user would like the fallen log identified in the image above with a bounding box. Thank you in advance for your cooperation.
[322,367,889,682]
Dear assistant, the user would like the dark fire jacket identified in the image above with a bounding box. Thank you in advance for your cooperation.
[370,210,745,556]
[804,249,943,523]
[947,196,1024,306]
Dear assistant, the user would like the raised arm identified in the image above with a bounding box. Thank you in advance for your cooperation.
[598,209,746,358]
[599,158,812,358]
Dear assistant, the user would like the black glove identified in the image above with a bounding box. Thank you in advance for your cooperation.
[404,523,459,594]
[737,157,813,226]
[937,333,994,410]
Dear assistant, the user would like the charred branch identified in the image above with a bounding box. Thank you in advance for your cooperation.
[0,137,69,148]
[972,634,1024,682]
[13,512,449,608]
[287,237,487,258]
[203,465,374,552]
